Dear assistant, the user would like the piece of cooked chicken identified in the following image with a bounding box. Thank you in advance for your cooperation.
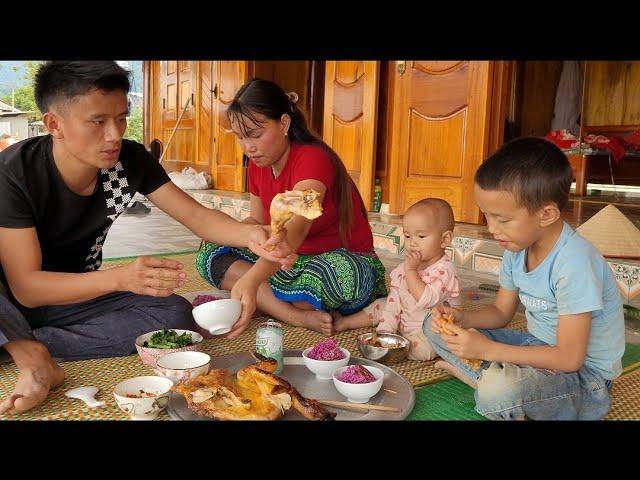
[269,189,323,235]
[172,355,335,421]
[441,312,482,369]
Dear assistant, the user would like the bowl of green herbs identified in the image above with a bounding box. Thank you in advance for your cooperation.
[135,328,203,368]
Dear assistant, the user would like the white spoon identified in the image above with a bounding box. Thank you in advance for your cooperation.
[65,386,105,408]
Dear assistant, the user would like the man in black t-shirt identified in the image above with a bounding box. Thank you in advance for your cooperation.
[0,61,294,415]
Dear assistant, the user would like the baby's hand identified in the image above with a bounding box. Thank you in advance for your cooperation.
[405,250,422,271]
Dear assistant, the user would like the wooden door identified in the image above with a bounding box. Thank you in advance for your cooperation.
[196,61,214,172]
[160,61,178,125]
[171,61,196,165]
[159,60,178,161]
[211,61,248,192]
[322,61,379,209]
[146,61,162,146]
[156,61,197,168]
[388,61,495,223]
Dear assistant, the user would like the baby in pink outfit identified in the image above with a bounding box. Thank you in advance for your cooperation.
[333,198,460,361]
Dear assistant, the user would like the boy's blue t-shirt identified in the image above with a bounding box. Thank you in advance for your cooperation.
[499,222,625,379]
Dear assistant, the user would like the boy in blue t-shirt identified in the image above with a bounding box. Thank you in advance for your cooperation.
[425,137,625,420]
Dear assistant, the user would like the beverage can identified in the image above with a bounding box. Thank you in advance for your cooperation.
[255,319,284,374]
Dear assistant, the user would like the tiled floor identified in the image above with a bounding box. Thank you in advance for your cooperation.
[102,196,202,260]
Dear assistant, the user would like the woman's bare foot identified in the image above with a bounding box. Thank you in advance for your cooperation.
[331,310,370,333]
[434,360,477,389]
[0,341,66,415]
[330,311,347,333]
[299,310,333,336]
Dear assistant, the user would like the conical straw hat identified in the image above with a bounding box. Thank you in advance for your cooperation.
[576,204,640,259]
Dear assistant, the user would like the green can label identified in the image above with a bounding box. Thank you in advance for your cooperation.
[256,320,284,374]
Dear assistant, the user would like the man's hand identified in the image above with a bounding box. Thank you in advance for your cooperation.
[440,322,493,360]
[247,226,297,271]
[405,250,422,271]
[116,256,185,296]
[226,275,259,339]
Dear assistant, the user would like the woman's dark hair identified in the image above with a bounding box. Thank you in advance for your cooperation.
[475,137,573,212]
[228,78,367,247]
[34,61,130,114]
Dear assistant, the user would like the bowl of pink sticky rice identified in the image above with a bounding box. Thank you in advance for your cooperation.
[332,364,384,403]
[302,339,350,380]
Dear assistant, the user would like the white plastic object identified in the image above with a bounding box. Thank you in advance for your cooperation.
[65,386,105,408]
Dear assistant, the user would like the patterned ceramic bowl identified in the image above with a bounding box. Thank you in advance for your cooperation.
[113,375,173,420]
[155,351,211,384]
[134,329,203,368]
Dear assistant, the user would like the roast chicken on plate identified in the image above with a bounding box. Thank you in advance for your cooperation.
[172,354,335,421]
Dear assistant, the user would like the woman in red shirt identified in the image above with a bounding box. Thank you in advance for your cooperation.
[196,78,386,335]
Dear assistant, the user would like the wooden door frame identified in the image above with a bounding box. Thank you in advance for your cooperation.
[143,61,151,146]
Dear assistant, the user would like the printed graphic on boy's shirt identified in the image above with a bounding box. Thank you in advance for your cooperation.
[519,293,550,311]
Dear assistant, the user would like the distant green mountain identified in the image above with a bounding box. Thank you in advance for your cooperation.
[0,60,144,95]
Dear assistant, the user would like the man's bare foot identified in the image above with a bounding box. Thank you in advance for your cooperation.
[0,341,66,415]
[434,360,477,389]
[299,310,333,336]
[0,360,65,415]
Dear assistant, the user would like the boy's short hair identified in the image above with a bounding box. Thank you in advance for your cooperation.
[475,137,573,212]
[407,198,455,232]
[34,61,130,114]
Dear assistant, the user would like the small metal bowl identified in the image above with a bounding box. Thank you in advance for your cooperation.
[357,332,410,365]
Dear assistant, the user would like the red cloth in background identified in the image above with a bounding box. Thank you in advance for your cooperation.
[545,129,580,149]
[583,134,627,163]
[545,129,640,162]
[623,130,640,151]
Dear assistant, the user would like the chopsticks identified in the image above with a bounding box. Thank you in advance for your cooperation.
[315,399,400,413]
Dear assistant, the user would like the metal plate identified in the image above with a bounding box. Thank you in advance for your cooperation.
[167,349,415,421]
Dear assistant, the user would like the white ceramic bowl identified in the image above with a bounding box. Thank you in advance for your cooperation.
[155,351,211,384]
[332,365,384,403]
[113,376,174,420]
[192,298,242,335]
[302,347,350,380]
[134,329,203,368]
